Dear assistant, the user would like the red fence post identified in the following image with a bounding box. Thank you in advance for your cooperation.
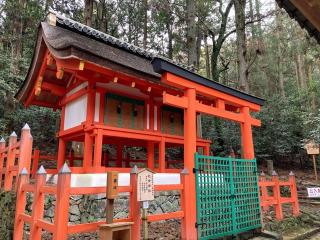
[272,171,283,220]
[289,171,300,216]
[32,149,40,178]
[0,137,6,188]
[4,131,17,191]
[13,168,29,240]
[30,166,47,240]
[53,163,71,240]
[130,165,140,240]
[17,124,33,179]
[180,168,188,240]
[259,171,269,212]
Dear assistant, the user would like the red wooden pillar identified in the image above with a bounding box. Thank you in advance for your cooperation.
[93,129,103,167]
[289,171,300,216]
[272,171,283,220]
[0,137,6,188]
[159,138,165,172]
[32,149,40,178]
[4,131,17,191]
[30,166,47,240]
[53,163,71,240]
[14,168,29,240]
[83,133,93,170]
[129,166,140,240]
[259,171,269,212]
[204,144,210,156]
[182,88,197,239]
[57,138,66,170]
[84,82,96,170]
[147,141,154,170]
[18,123,33,176]
[240,106,254,159]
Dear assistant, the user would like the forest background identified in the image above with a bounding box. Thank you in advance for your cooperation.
[1,0,320,164]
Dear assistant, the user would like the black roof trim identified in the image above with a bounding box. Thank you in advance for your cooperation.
[51,12,195,72]
[151,57,265,106]
[276,0,320,44]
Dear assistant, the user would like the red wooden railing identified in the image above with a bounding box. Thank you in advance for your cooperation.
[258,171,300,220]
[13,164,186,240]
[0,124,33,191]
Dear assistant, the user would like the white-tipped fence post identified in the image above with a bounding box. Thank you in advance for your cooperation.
[4,131,17,191]
[18,124,33,176]
[130,165,140,240]
[30,166,47,240]
[53,163,71,240]
[14,168,29,240]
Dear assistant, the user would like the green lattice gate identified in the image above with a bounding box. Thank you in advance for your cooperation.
[194,153,261,240]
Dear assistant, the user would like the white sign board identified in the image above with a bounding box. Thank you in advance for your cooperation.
[307,187,320,198]
[137,169,155,202]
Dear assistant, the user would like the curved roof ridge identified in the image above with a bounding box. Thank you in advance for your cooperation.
[48,11,196,72]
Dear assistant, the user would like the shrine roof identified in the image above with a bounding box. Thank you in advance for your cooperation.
[16,12,264,106]
[276,0,320,43]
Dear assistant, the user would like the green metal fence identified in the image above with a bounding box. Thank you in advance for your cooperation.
[195,153,261,240]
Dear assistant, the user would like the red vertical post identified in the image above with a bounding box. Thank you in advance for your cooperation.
[14,168,29,240]
[130,166,140,240]
[86,83,95,125]
[30,166,47,240]
[204,144,210,156]
[53,163,71,240]
[32,149,40,178]
[289,171,300,216]
[240,107,254,159]
[0,137,6,188]
[93,129,103,167]
[18,124,33,177]
[83,133,93,170]
[183,88,197,239]
[159,138,165,172]
[147,142,154,170]
[69,150,74,167]
[259,171,269,212]
[272,171,283,220]
[57,138,66,170]
[4,131,17,191]
[180,168,189,240]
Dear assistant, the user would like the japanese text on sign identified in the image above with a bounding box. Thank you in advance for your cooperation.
[307,187,320,198]
[137,169,154,201]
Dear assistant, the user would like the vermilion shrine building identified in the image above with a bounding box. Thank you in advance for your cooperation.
[15,12,264,239]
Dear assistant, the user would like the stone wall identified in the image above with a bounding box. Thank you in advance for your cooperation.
[24,190,181,239]
[0,190,16,240]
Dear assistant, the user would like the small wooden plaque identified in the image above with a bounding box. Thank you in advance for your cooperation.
[137,168,155,202]
[305,140,320,155]
[107,171,119,199]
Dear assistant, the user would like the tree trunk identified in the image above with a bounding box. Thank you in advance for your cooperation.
[204,34,211,79]
[97,0,107,32]
[248,0,255,38]
[234,0,249,92]
[143,0,148,49]
[195,25,202,70]
[167,20,173,59]
[84,0,93,27]
[308,65,317,112]
[210,0,233,82]
[186,0,197,66]
[296,54,307,89]
[11,0,26,74]
[276,7,285,97]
